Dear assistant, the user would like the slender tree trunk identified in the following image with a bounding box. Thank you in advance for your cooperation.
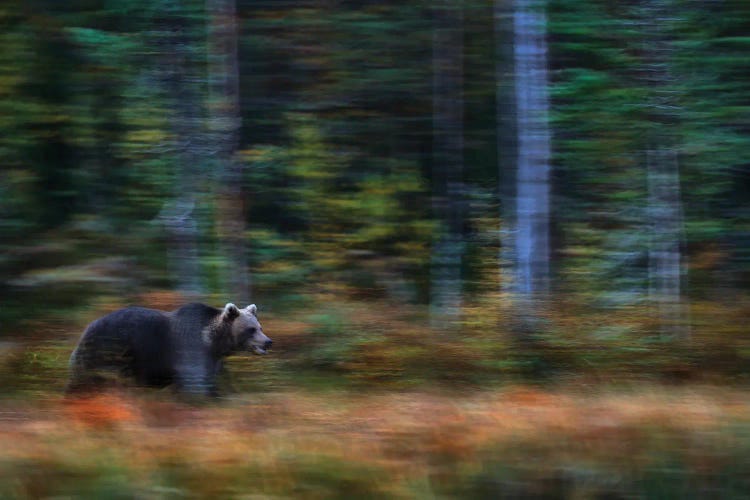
[207,0,249,304]
[647,147,688,338]
[430,0,465,326]
[161,0,204,296]
[494,0,516,297]
[640,0,689,339]
[512,0,551,312]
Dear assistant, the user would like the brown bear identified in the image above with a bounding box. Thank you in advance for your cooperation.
[67,302,271,396]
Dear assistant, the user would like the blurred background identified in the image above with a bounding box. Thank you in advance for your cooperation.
[1,0,749,498]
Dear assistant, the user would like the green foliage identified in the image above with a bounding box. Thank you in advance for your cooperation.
[244,114,434,300]
[0,0,749,381]
[0,457,139,499]
[548,0,750,303]
[0,344,70,397]
[442,433,750,500]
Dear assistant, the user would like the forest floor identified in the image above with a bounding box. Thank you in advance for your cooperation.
[1,383,749,498]
[2,293,749,497]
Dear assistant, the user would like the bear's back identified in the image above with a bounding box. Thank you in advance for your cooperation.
[170,303,221,324]
[167,303,222,342]
[70,306,175,389]
[78,307,169,350]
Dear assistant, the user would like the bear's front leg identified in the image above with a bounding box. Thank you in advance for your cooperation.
[175,353,214,397]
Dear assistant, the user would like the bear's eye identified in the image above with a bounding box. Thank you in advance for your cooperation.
[247,327,256,335]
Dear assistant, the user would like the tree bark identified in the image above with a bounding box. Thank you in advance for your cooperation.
[512,0,551,311]
[640,0,689,339]
[430,0,465,326]
[162,0,204,296]
[494,1,516,298]
[208,0,249,304]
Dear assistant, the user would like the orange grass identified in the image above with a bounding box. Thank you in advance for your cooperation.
[1,385,749,497]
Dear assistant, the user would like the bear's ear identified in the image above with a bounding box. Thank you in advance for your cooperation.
[222,303,241,321]
[246,304,257,316]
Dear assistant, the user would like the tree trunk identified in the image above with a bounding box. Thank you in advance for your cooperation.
[207,0,249,304]
[512,0,551,312]
[430,0,465,327]
[647,147,688,338]
[640,0,689,339]
[494,1,516,298]
[161,0,204,296]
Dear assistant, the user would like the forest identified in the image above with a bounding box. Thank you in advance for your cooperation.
[1,0,749,497]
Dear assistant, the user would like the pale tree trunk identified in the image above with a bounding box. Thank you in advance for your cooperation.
[512,0,551,314]
[494,1,515,297]
[207,0,249,304]
[161,0,204,296]
[430,0,465,327]
[640,0,689,339]
[647,147,688,339]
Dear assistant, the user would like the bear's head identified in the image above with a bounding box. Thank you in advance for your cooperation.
[221,303,272,355]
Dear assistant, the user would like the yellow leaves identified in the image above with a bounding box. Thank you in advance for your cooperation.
[256,260,300,275]
[4,168,37,186]
[238,147,277,163]
[124,129,170,145]
[0,73,24,96]
[690,243,727,271]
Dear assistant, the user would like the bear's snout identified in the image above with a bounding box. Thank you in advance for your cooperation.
[249,331,272,355]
